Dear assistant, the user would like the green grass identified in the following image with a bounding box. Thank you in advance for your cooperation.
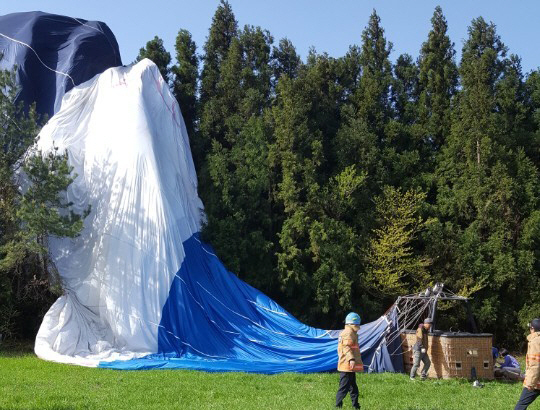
[0,343,529,410]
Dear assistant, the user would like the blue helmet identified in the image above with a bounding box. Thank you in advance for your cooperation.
[345,312,361,325]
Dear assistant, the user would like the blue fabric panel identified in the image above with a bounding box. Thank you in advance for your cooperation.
[100,234,404,373]
[0,11,122,117]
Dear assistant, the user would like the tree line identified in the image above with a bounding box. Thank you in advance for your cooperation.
[136,2,540,347]
[1,2,539,349]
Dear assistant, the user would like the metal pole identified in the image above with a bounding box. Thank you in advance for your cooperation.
[466,300,478,333]
[431,295,439,332]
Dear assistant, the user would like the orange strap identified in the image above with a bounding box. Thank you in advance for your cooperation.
[527,354,540,363]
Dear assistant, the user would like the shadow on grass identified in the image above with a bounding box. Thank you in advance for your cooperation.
[0,339,35,357]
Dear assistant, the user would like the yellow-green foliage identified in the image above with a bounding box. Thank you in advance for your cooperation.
[367,186,430,295]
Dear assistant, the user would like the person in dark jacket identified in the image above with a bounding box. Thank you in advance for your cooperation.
[336,312,363,409]
[410,318,432,380]
[514,318,540,410]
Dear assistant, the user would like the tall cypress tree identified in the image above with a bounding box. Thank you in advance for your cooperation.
[524,70,540,167]
[171,29,198,145]
[355,10,393,137]
[392,53,419,126]
[335,10,393,205]
[198,0,238,162]
[271,57,367,326]
[201,17,278,294]
[429,18,540,344]
[417,6,458,151]
[200,0,238,106]
[271,38,301,85]
[239,25,274,116]
[135,36,172,84]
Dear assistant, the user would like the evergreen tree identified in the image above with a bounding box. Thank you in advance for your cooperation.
[198,0,238,166]
[417,6,458,151]
[524,70,540,166]
[271,38,301,84]
[135,36,172,84]
[239,25,273,116]
[366,186,430,297]
[171,29,198,143]
[388,54,426,189]
[0,68,41,337]
[337,10,393,185]
[334,10,393,217]
[0,69,88,338]
[201,12,277,294]
[392,54,419,126]
[271,67,366,326]
[200,0,238,106]
[355,10,393,137]
[429,18,540,344]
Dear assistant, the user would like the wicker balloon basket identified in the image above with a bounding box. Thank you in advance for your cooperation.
[401,330,494,379]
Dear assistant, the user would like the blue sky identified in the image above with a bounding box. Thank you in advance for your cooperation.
[3,1,539,73]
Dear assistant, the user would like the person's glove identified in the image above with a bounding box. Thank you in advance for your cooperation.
[421,348,426,354]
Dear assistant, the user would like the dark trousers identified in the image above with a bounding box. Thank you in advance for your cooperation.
[515,388,540,410]
[336,371,359,408]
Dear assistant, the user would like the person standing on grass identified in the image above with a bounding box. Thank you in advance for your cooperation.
[336,312,363,409]
[515,318,540,410]
[410,318,432,380]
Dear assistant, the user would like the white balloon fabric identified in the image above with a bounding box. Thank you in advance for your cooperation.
[34,59,404,373]
[34,59,203,366]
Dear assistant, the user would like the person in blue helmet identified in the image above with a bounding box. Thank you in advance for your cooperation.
[336,312,363,409]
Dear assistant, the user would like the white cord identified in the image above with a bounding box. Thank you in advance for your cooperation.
[0,32,75,87]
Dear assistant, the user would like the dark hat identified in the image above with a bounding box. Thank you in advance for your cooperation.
[529,318,540,332]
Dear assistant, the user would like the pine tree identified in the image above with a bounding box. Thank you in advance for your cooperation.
[334,10,393,216]
[135,36,172,84]
[0,69,88,338]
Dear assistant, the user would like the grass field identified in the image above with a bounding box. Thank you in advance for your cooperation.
[0,343,530,410]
